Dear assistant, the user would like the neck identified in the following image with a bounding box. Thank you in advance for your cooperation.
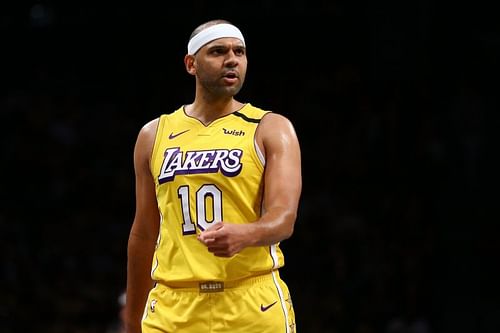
[185,98,244,125]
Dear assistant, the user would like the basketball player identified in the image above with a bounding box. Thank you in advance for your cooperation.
[124,19,302,333]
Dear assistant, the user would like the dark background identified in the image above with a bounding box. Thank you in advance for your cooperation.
[1,1,498,332]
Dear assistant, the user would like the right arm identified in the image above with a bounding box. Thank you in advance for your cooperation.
[124,119,160,333]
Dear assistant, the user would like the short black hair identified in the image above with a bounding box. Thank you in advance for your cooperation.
[189,19,235,40]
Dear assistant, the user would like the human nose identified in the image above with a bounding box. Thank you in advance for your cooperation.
[224,50,239,67]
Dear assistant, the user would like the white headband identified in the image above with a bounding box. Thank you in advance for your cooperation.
[187,23,245,55]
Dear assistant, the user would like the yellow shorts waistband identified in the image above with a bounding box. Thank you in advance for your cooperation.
[160,271,277,292]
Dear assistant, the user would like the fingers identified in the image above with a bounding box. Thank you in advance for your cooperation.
[197,222,240,257]
[206,222,224,232]
[198,235,232,257]
[197,223,234,256]
[207,243,234,257]
[198,222,224,243]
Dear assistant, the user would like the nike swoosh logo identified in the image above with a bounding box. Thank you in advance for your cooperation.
[168,129,190,140]
[260,301,277,312]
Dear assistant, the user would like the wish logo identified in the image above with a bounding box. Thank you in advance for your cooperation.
[223,128,245,136]
[158,147,243,183]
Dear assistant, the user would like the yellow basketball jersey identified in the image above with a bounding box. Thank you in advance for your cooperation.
[150,103,285,283]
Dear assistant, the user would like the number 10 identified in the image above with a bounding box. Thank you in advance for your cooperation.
[177,184,223,235]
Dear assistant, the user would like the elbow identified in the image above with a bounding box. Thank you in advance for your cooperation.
[283,226,294,241]
[282,211,297,240]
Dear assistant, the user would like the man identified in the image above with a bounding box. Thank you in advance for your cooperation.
[125,19,302,333]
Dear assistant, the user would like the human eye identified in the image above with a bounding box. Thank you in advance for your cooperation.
[234,47,246,56]
[209,47,225,55]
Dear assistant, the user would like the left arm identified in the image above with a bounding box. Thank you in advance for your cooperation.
[198,113,302,256]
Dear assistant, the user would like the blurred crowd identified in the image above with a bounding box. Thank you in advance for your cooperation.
[1,2,497,333]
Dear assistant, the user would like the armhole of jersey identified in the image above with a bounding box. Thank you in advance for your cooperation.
[149,115,165,178]
[253,110,272,168]
[254,139,265,166]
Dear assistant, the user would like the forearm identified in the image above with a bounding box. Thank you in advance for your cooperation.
[125,233,156,332]
[249,206,297,247]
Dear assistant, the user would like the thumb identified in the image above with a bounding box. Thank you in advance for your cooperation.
[198,222,224,242]
[203,221,224,232]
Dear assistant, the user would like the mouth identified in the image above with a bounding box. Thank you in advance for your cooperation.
[222,71,239,84]
[223,69,239,78]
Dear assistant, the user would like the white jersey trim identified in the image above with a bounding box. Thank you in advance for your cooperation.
[272,270,291,333]
[254,138,265,166]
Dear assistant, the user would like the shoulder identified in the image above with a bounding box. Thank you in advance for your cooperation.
[231,103,269,123]
[258,112,297,136]
[136,117,160,144]
[255,111,299,156]
[243,103,293,125]
[136,106,183,149]
[134,117,160,160]
[138,106,183,138]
